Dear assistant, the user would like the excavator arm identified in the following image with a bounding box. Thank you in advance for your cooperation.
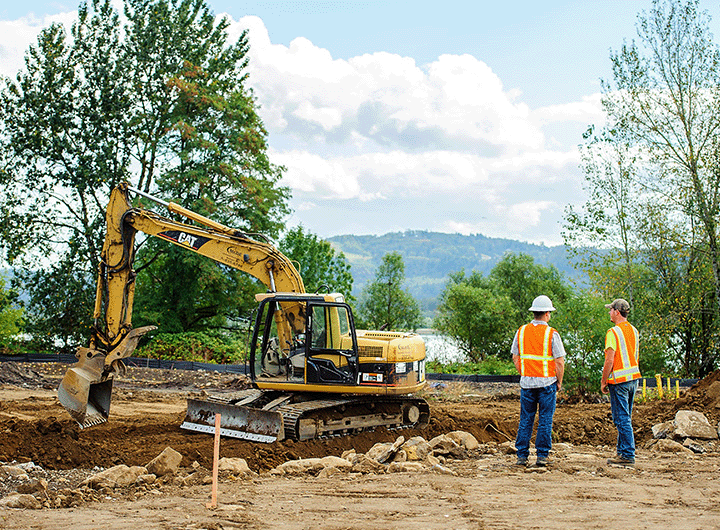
[58,182,305,427]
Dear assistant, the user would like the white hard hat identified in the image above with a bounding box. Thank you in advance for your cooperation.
[529,295,555,312]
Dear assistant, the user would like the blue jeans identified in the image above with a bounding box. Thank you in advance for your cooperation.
[609,379,638,459]
[515,383,557,459]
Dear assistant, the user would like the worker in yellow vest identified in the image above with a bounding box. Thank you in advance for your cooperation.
[511,295,566,467]
[601,298,641,466]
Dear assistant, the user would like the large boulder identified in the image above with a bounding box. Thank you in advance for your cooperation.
[673,410,718,440]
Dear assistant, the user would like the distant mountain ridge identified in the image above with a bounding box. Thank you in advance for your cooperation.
[327,231,578,307]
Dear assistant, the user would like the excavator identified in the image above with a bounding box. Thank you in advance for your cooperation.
[57,183,428,442]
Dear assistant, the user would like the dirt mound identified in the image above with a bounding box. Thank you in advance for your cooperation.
[0,363,52,388]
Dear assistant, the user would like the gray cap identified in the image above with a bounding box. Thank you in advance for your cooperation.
[605,298,630,312]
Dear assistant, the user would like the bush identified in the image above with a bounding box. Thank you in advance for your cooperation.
[134,330,248,365]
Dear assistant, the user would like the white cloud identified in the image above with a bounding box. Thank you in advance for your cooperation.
[0,10,598,244]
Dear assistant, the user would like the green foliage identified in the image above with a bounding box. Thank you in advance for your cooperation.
[551,292,609,393]
[0,277,23,345]
[134,330,248,364]
[0,0,289,344]
[357,252,422,331]
[434,253,572,363]
[278,226,354,299]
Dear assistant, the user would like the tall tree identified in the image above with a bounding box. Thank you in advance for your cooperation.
[564,0,720,376]
[358,252,422,331]
[0,0,289,345]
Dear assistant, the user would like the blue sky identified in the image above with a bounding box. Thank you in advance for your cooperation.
[3,1,719,245]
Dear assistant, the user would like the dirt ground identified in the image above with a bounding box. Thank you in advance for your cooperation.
[1,362,720,529]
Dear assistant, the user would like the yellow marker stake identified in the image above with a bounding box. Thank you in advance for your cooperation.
[667,377,671,395]
[642,379,647,400]
[676,380,680,399]
[655,374,664,399]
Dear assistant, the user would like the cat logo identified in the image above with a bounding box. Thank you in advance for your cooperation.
[177,232,198,247]
[157,230,210,251]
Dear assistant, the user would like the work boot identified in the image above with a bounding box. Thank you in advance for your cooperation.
[515,457,528,467]
[606,455,635,466]
[535,457,549,467]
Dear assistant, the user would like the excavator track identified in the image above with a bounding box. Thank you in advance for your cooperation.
[182,391,430,442]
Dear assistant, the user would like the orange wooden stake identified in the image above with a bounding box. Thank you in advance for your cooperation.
[206,413,221,509]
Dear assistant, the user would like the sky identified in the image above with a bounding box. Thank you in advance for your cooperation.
[2,1,720,246]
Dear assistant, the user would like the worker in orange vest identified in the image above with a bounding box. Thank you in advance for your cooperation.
[601,298,641,466]
[511,295,566,467]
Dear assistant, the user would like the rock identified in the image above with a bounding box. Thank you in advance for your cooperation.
[319,455,353,471]
[366,436,405,464]
[430,463,457,476]
[218,457,252,475]
[0,465,29,480]
[16,478,47,494]
[146,447,183,476]
[652,421,674,439]
[0,493,42,510]
[499,441,517,455]
[673,410,718,440]
[387,461,425,473]
[272,458,323,475]
[401,437,431,461]
[392,449,408,463]
[429,434,464,457]
[447,431,479,451]
[83,465,149,489]
[683,438,706,454]
[651,439,693,454]
[351,455,387,474]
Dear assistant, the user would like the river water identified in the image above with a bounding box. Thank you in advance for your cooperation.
[417,332,464,364]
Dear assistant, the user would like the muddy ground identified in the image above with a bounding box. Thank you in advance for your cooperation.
[1,362,720,529]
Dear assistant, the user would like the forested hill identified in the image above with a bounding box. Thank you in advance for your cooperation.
[327,231,577,306]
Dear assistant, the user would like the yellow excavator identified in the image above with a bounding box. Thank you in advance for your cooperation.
[58,183,428,442]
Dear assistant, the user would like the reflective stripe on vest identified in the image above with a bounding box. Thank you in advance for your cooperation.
[608,323,641,383]
[518,323,555,378]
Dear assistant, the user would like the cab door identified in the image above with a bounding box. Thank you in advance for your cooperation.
[305,302,359,385]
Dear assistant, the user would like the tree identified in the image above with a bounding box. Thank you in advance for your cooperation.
[434,270,516,362]
[0,277,23,344]
[0,0,289,345]
[278,226,354,298]
[434,253,573,363]
[563,0,720,377]
[357,252,422,331]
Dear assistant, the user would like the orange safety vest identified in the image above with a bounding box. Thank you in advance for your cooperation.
[518,323,556,378]
[607,322,641,384]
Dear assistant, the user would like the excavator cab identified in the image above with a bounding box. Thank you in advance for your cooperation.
[251,294,359,387]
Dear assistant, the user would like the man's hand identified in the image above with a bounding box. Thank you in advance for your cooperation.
[601,381,609,394]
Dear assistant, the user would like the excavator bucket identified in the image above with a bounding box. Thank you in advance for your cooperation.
[58,326,157,428]
[57,351,114,428]
[181,398,285,443]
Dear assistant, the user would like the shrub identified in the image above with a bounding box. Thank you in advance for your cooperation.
[134,330,248,365]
